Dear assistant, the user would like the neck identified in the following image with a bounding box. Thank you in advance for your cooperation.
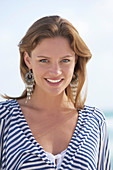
[28,86,74,112]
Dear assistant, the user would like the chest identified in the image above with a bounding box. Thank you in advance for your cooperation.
[22,108,78,155]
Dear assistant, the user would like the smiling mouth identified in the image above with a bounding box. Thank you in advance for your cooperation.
[45,78,63,84]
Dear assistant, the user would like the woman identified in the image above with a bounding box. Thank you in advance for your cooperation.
[0,15,111,169]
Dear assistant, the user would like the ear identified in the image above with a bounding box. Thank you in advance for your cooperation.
[24,52,32,69]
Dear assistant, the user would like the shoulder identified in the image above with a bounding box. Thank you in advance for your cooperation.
[0,99,18,120]
[80,105,105,127]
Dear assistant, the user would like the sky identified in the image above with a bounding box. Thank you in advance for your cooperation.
[0,0,113,111]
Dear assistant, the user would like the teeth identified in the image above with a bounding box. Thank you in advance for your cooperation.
[46,79,62,83]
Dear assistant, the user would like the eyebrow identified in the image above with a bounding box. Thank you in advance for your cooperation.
[37,55,74,59]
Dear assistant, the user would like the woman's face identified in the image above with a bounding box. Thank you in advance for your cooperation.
[24,36,77,96]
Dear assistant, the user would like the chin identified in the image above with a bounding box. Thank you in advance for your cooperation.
[46,89,65,97]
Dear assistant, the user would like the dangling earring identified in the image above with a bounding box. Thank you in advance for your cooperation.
[70,72,78,101]
[25,70,35,103]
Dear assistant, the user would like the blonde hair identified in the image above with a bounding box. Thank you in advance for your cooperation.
[4,15,92,109]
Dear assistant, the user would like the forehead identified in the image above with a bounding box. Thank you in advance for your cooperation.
[31,36,74,57]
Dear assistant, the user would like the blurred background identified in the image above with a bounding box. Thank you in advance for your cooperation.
[0,0,113,166]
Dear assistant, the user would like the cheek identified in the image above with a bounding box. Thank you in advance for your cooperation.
[68,68,74,79]
[64,66,74,83]
[65,64,75,75]
[32,65,47,81]
[31,66,40,79]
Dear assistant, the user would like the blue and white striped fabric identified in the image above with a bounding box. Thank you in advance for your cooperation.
[0,99,111,169]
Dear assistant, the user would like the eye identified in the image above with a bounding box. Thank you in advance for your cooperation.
[39,59,48,63]
[62,59,70,63]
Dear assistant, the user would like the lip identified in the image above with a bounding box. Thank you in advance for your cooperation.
[45,78,63,80]
[44,78,64,86]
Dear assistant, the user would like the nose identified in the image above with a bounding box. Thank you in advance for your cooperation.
[49,63,62,76]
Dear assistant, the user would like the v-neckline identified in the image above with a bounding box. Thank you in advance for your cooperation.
[15,99,82,169]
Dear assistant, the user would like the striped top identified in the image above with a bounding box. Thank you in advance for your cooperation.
[0,99,111,170]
